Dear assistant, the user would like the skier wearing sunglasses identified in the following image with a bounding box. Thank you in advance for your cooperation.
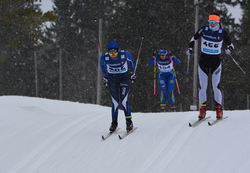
[100,41,135,133]
[186,13,234,119]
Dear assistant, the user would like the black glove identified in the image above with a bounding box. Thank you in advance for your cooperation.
[103,77,108,87]
[130,72,136,83]
[186,48,192,56]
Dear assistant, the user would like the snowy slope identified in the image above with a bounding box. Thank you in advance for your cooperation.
[0,96,250,173]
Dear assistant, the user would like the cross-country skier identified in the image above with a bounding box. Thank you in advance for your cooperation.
[100,41,136,132]
[186,13,234,119]
[148,48,181,111]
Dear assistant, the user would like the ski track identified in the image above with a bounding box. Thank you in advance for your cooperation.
[156,124,197,173]
[135,115,194,173]
[7,113,102,173]
[136,114,211,173]
[2,97,250,173]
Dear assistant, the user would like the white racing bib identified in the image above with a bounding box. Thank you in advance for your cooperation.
[158,63,173,73]
[107,61,128,74]
[201,37,223,55]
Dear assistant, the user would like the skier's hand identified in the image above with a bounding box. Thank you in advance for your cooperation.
[103,77,108,87]
[130,72,136,83]
[225,48,231,55]
[186,48,192,56]
[225,44,234,55]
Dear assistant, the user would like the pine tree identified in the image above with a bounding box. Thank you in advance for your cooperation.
[0,0,55,96]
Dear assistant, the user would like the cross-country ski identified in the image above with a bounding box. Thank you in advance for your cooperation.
[189,116,211,127]
[118,127,138,140]
[101,128,120,141]
[208,116,229,126]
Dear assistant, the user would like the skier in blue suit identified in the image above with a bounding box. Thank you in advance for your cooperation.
[100,41,136,132]
[148,48,181,111]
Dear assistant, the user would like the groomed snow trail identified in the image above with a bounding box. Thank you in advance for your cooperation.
[1,96,250,173]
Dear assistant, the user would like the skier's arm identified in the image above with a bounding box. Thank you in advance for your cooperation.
[100,54,107,77]
[188,27,203,49]
[224,29,234,50]
[126,51,135,73]
[147,57,156,66]
[172,56,181,65]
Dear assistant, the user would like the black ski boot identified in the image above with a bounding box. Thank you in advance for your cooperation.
[126,118,133,132]
[109,121,118,133]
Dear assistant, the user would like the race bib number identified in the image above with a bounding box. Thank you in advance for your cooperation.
[107,62,128,74]
[201,38,222,55]
[158,63,173,73]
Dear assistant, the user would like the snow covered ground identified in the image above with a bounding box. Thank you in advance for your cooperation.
[0,96,250,173]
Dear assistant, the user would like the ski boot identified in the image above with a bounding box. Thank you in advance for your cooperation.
[216,104,223,119]
[109,120,118,133]
[160,104,166,112]
[126,118,133,132]
[170,105,176,112]
[198,105,206,119]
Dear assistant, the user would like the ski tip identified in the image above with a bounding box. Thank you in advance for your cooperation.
[188,123,192,127]
[118,135,122,140]
[208,122,212,126]
[101,136,105,140]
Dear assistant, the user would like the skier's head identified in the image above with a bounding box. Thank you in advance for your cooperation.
[159,48,168,59]
[107,41,119,58]
[208,13,220,31]
[107,41,119,51]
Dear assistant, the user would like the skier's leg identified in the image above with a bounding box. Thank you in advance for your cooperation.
[167,75,176,106]
[159,76,167,110]
[211,64,223,118]
[198,65,208,118]
[120,79,133,132]
[211,64,222,105]
[108,80,119,123]
[120,80,130,118]
[198,65,208,105]
[167,75,176,111]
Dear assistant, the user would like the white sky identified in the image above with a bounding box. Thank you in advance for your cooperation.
[39,0,54,12]
[226,4,243,23]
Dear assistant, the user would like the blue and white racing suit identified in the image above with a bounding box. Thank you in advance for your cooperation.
[148,54,181,107]
[100,50,135,121]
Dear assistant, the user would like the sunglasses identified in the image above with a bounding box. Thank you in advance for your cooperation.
[159,54,167,56]
[109,52,118,56]
[209,21,218,24]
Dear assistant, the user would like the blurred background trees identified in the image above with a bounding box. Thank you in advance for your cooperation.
[0,0,249,111]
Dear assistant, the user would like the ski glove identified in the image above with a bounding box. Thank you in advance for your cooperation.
[130,72,136,83]
[225,44,234,55]
[103,77,108,87]
[186,48,192,56]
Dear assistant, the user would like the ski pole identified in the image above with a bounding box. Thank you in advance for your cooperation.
[133,36,144,75]
[153,56,157,95]
[228,54,246,75]
[170,57,180,95]
[186,54,190,74]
